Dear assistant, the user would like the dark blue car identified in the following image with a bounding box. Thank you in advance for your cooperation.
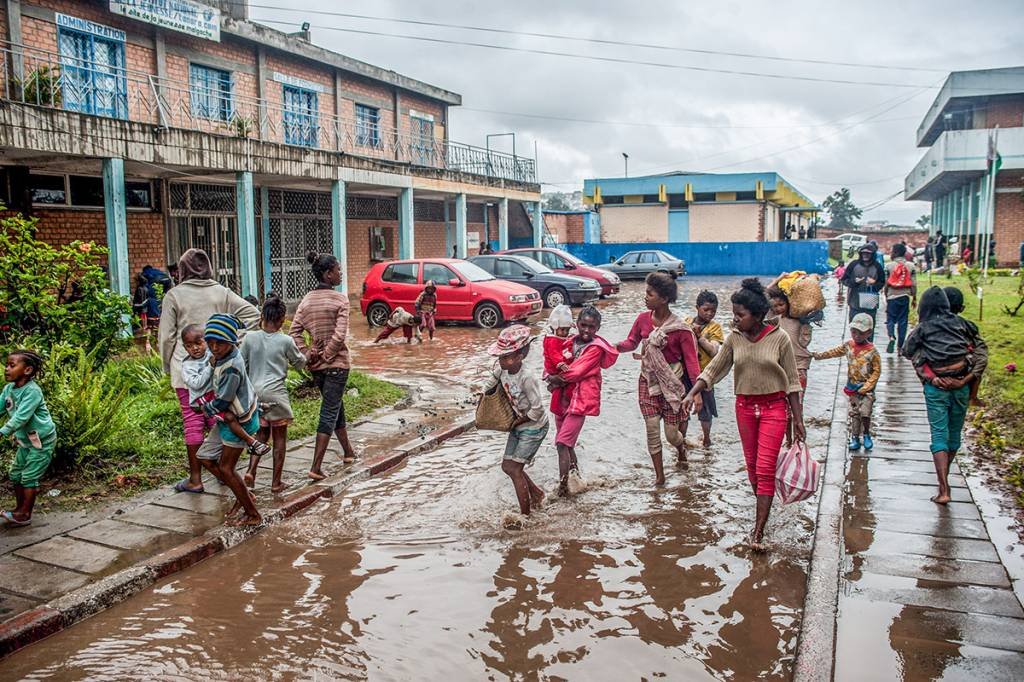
[469,254,601,308]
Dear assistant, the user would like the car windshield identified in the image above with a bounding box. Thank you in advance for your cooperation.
[451,261,496,282]
[556,250,588,266]
[517,257,552,274]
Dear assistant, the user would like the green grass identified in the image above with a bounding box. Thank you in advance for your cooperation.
[1,361,404,513]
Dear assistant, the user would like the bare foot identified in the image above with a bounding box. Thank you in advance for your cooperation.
[308,470,327,481]
[558,483,570,498]
[655,474,666,486]
[243,472,255,488]
[270,482,287,494]
[228,512,262,527]
[747,532,767,553]
[530,490,545,510]
[931,494,951,505]
[342,455,356,464]
[702,437,712,448]
[675,445,689,470]
[227,490,257,518]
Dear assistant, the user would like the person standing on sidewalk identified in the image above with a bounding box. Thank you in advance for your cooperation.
[882,242,917,354]
[812,314,882,451]
[841,245,884,339]
[904,287,988,505]
[681,279,805,552]
[291,251,357,481]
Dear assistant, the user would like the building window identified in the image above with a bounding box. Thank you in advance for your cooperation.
[68,175,104,206]
[642,194,660,203]
[29,173,154,209]
[736,191,756,201]
[283,85,319,148]
[693,192,716,202]
[58,26,127,119]
[667,194,688,208]
[190,64,233,121]
[355,104,380,147]
[411,116,434,165]
[603,196,624,205]
[29,174,67,204]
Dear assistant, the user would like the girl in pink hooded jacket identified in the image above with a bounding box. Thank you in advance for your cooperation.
[546,305,618,496]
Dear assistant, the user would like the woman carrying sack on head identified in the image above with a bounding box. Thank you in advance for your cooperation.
[841,244,885,340]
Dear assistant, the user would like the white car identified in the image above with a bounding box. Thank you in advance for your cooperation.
[836,233,867,255]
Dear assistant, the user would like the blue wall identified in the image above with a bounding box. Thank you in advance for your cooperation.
[560,240,831,276]
[668,210,689,242]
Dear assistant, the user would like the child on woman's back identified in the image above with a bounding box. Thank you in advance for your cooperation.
[943,287,988,406]
[242,293,307,493]
[543,304,574,376]
[1,350,56,526]
[180,324,269,458]
[485,326,549,521]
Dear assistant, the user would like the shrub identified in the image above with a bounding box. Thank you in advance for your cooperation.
[0,210,132,362]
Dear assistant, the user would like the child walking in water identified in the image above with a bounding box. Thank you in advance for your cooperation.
[543,305,574,376]
[374,306,422,344]
[200,314,263,526]
[616,272,701,485]
[767,283,812,446]
[415,280,438,341]
[813,313,881,451]
[242,294,307,493]
[546,306,618,496]
[1,350,56,526]
[486,326,549,519]
[180,324,269,460]
[685,290,723,447]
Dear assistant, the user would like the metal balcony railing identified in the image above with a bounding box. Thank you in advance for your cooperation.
[0,41,537,184]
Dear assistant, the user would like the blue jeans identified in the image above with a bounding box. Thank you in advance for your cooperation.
[924,383,969,454]
[885,296,910,349]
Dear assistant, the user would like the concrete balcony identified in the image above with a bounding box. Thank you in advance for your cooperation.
[905,127,1024,201]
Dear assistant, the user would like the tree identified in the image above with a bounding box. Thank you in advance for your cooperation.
[543,192,572,211]
[916,214,931,229]
[822,188,863,230]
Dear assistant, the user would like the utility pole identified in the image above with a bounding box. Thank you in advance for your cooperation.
[622,152,629,177]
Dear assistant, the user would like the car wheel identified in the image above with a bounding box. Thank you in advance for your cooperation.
[544,286,568,308]
[367,301,390,327]
[474,302,503,329]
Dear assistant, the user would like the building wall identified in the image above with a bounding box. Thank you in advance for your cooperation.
[542,213,585,243]
[995,170,1024,266]
[817,226,929,252]
[599,204,667,242]
[983,96,1024,130]
[28,209,167,275]
[689,202,760,242]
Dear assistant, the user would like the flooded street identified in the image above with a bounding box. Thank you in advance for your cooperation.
[4,277,846,680]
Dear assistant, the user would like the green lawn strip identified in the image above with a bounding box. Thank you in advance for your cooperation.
[0,366,404,513]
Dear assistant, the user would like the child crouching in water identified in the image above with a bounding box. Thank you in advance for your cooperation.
[1,350,56,526]
[374,306,422,344]
[813,313,880,451]
[180,324,270,459]
[200,314,264,526]
[242,294,307,493]
[486,325,549,519]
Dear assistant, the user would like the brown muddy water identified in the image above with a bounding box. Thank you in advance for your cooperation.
[4,277,846,680]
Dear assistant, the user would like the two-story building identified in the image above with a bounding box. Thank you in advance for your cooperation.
[904,66,1024,266]
[0,0,543,299]
[582,171,817,243]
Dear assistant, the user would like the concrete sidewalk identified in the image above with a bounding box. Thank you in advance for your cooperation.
[798,336,1024,679]
[0,372,474,656]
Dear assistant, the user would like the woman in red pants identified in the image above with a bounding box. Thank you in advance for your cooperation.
[682,278,805,552]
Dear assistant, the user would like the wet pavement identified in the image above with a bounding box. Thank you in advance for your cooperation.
[1,276,850,680]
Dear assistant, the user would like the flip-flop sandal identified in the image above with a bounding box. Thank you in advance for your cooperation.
[2,511,31,527]
[174,480,205,494]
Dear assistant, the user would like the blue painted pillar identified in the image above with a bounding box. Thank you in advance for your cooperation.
[498,197,509,251]
[235,171,258,298]
[101,158,130,298]
[399,187,415,259]
[532,201,543,247]
[455,193,467,258]
[260,186,272,296]
[332,179,348,293]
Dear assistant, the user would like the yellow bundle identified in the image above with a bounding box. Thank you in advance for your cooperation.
[776,270,807,295]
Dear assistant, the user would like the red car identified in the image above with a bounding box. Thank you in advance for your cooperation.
[360,258,542,329]
[500,247,621,297]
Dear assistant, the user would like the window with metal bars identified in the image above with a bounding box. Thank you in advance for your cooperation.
[347,196,398,220]
[58,27,127,119]
[355,104,380,147]
[190,64,233,121]
[283,85,319,148]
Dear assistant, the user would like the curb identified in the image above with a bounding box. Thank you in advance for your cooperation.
[0,415,477,660]
[792,344,849,682]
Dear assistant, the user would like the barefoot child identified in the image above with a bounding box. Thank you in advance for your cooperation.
[546,306,618,496]
[200,314,263,526]
[543,304,574,377]
[767,283,812,447]
[180,324,269,460]
[685,290,724,447]
[242,294,307,493]
[374,306,422,344]
[813,313,881,451]
[486,326,549,517]
[1,350,55,526]
[616,272,701,485]
[415,280,438,341]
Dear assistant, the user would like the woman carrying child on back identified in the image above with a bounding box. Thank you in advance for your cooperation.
[242,293,307,493]
[682,279,805,552]
[546,306,618,496]
[615,272,701,485]
[903,287,987,506]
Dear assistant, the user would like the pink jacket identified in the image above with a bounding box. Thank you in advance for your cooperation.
[550,334,619,417]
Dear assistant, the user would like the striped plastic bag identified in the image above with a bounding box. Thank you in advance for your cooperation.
[775,441,819,504]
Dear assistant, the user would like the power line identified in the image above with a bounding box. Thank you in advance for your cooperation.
[254,18,939,89]
[239,3,947,73]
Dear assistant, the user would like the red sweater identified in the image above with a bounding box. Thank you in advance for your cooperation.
[616,311,701,383]
[543,335,573,376]
[550,335,618,417]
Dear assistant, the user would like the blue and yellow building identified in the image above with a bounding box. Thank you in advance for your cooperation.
[582,171,817,243]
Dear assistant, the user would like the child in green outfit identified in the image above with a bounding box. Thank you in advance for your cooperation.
[2,350,56,526]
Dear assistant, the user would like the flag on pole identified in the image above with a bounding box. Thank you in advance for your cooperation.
[987,128,1003,173]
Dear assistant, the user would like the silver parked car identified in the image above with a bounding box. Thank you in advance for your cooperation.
[596,250,686,280]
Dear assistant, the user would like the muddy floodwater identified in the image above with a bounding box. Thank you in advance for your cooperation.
[5,277,846,680]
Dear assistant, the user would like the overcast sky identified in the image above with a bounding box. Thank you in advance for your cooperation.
[248,0,1024,225]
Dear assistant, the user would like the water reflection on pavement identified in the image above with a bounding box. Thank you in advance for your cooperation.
[4,277,846,680]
